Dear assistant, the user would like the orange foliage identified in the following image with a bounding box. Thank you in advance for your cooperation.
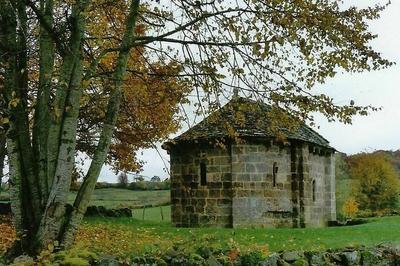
[227,250,239,261]
[0,215,16,255]
[77,0,189,172]
[342,198,359,219]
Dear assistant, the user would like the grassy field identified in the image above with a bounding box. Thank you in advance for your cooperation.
[1,188,170,208]
[68,188,170,209]
[76,215,400,258]
[2,187,400,259]
[132,205,171,221]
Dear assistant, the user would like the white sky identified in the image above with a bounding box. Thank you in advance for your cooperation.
[98,0,400,182]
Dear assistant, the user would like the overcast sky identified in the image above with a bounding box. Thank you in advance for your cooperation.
[98,0,400,182]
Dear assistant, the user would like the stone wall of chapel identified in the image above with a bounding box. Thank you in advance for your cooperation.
[231,141,293,228]
[169,140,336,228]
[304,147,336,227]
[169,143,233,227]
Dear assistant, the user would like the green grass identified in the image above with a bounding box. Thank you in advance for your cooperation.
[132,205,171,221]
[1,188,170,208]
[68,188,170,209]
[78,214,400,257]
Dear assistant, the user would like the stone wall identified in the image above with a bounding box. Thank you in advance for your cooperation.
[259,244,399,266]
[304,147,336,227]
[231,140,293,228]
[169,138,336,228]
[170,142,233,227]
[325,153,336,222]
[123,244,399,266]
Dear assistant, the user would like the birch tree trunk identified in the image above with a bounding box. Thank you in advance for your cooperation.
[1,0,141,256]
[0,130,6,189]
[32,0,55,205]
[62,0,141,247]
[35,0,87,248]
[1,1,36,255]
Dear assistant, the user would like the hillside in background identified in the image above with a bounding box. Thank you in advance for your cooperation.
[335,149,400,216]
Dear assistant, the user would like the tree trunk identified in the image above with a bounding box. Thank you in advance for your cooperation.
[0,1,36,248]
[33,0,55,205]
[0,130,6,189]
[1,0,141,257]
[61,0,141,247]
[36,59,84,249]
[35,0,88,251]
[14,0,43,227]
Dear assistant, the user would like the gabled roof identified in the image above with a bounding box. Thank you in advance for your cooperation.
[164,97,333,149]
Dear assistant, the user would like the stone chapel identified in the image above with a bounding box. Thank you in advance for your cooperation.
[162,96,336,228]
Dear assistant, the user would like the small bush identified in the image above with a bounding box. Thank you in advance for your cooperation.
[95,182,115,189]
[342,198,359,220]
[239,251,265,266]
[89,180,170,191]
[128,180,170,191]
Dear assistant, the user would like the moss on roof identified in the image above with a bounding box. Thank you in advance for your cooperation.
[165,97,332,149]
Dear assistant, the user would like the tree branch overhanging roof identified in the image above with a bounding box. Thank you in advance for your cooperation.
[163,97,333,151]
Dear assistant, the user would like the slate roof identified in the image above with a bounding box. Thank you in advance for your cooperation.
[164,97,333,149]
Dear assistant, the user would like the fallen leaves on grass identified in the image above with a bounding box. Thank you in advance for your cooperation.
[75,222,179,258]
[0,215,16,254]
[74,220,274,261]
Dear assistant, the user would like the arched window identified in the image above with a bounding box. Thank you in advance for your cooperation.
[272,162,278,187]
[200,161,207,186]
[312,180,316,202]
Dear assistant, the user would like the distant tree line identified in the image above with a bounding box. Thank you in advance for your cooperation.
[70,179,170,191]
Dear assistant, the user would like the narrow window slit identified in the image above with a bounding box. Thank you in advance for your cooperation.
[273,162,278,187]
[200,161,207,186]
[312,180,316,202]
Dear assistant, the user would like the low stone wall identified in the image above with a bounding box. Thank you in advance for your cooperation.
[0,203,132,218]
[260,245,399,266]
[120,244,400,266]
[84,206,132,218]
[7,243,399,265]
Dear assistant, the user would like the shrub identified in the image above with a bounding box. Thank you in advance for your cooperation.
[128,180,170,191]
[89,179,171,191]
[33,244,97,266]
[342,198,359,220]
[95,182,115,189]
[239,251,265,266]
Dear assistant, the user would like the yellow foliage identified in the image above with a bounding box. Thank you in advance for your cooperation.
[348,153,400,212]
[342,198,359,219]
[76,0,189,173]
